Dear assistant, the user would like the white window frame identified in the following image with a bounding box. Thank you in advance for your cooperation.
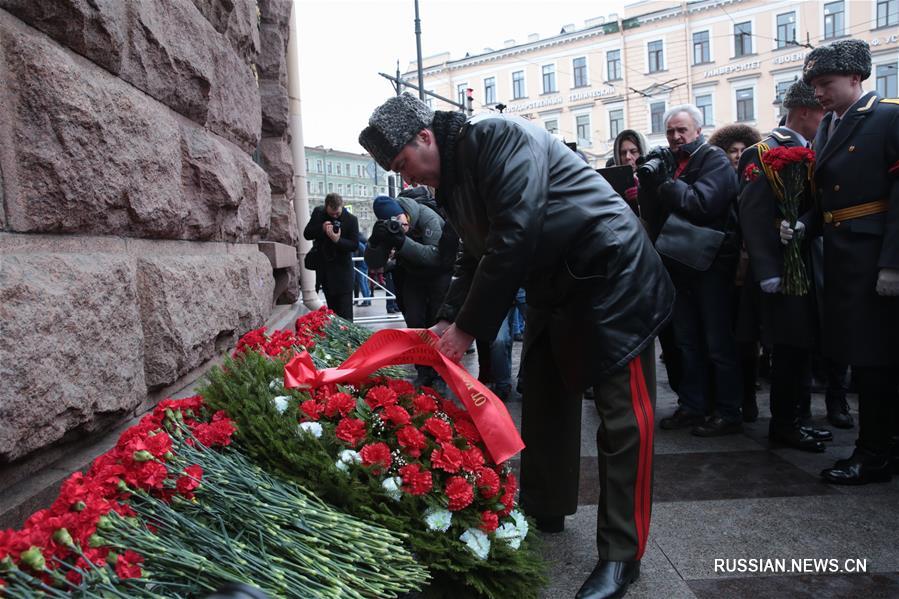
[606,48,623,82]
[571,55,590,89]
[541,62,558,94]
[511,69,528,99]
[691,29,713,65]
[873,55,899,96]
[732,81,759,123]
[822,0,849,40]
[648,99,668,135]
[483,76,496,105]
[772,10,801,50]
[543,117,560,134]
[732,17,756,58]
[692,87,715,129]
[873,0,899,28]
[607,106,625,140]
[645,38,666,73]
[456,82,469,107]
[573,110,592,147]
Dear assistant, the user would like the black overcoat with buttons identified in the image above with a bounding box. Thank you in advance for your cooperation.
[801,92,899,366]
[737,127,818,350]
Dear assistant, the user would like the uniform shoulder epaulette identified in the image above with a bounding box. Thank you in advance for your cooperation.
[880,98,899,106]
[771,130,790,141]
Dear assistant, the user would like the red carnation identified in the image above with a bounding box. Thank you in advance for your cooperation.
[399,464,433,496]
[498,472,518,516]
[191,418,236,447]
[335,418,367,447]
[475,466,501,498]
[175,465,203,499]
[360,442,392,475]
[461,446,485,471]
[365,386,398,410]
[324,392,356,418]
[480,510,500,533]
[387,379,416,395]
[115,550,144,579]
[454,418,481,444]
[431,442,464,473]
[381,404,411,427]
[743,163,761,182]
[300,399,324,421]
[445,476,474,511]
[411,393,438,415]
[396,425,427,458]
[422,417,453,442]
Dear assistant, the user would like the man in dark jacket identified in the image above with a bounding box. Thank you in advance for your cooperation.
[302,193,359,321]
[738,81,832,452]
[782,40,899,484]
[640,105,743,437]
[359,93,674,599]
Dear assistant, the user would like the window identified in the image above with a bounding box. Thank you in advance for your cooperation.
[336,163,341,175]
[693,31,710,65]
[607,50,622,81]
[328,182,333,192]
[345,163,351,174]
[484,77,496,104]
[609,109,624,139]
[776,12,796,48]
[362,186,368,197]
[650,102,665,134]
[736,88,755,121]
[823,1,844,39]
[512,70,526,99]
[877,0,898,27]
[542,64,556,93]
[648,41,664,73]
[307,180,312,193]
[734,21,752,57]
[575,114,591,145]
[876,63,898,97]
[316,160,322,173]
[696,94,713,127]
[775,80,793,104]
[317,181,324,193]
[545,119,559,134]
[457,83,468,107]
[425,91,434,109]
[338,184,343,194]
[305,158,309,171]
[327,161,332,174]
[573,57,588,88]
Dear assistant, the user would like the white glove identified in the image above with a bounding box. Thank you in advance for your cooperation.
[779,220,804,245]
[875,268,899,296]
[759,277,782,293]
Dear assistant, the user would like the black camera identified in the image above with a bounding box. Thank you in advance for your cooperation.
[382,218,403,235]
[331,219,341,233]
[636,147,675,183]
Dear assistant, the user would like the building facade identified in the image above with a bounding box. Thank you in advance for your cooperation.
[304,146,391,234]
[406,0,899,165]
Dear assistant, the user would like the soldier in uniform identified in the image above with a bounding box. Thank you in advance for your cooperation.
[738,81,833,452]
[782,40,899,483]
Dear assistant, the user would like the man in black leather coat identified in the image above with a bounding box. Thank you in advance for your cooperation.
[303,193,359,321]
[360,93,674,599]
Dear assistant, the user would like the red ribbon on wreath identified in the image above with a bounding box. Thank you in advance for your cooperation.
[283,328,525,464]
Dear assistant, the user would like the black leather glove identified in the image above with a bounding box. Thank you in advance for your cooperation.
[386,224,406,249]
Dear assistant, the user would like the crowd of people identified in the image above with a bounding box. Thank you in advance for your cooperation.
[296,38,899,599]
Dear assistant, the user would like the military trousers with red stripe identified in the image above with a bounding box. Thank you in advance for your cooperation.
[519,336,656,562]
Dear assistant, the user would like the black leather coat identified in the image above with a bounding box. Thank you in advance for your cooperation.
[435,114,674,389]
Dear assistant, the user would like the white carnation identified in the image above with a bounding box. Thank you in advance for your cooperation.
[297,421,322,438]
[494,522,522,550]
[273,395,291,414]
[335,449,361,473]
[269,378,284,390]
[423,507,453,532]
[381,476,403,501]
[511,509,529,540]
[460,528,491,560]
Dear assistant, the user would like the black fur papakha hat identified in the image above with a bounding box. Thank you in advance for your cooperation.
[783,81,822,109]
[802,39,871,84]
[359,93,435,170]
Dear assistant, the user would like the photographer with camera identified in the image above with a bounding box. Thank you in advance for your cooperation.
[365,191,454,386]
[639,105,743,437]
[303,193,359,321]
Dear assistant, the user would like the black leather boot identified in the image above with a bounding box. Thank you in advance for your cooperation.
[825,393,854,429]
[822,448,892,485]
[575,560,640,599]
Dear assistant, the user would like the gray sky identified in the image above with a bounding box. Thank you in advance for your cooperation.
[296,0,627,153]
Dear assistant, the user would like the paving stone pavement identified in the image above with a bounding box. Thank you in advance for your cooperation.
[351,294,899,599]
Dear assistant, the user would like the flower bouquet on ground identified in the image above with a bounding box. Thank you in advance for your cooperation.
[200,312,547,599]
[750,144,816,295]
[0,395,427,597]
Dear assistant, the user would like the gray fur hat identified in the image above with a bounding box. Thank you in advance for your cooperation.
[783,81,822,109]
[802,39,871,84]
[359,93,435,170]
